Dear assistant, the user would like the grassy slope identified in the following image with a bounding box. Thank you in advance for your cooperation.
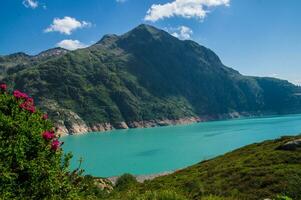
[110,136,301,200]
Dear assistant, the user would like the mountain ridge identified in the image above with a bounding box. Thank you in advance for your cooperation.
[1,24,300,135]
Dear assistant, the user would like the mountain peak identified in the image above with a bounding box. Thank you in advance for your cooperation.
[94,24,171,48]
[96,34,119,45]
[7,52,30,58]
[135,24,158,31]
[36,47,68,58]
[127,24,164,36]
[120,24,174,43]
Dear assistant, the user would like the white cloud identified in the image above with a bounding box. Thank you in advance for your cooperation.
[56,39,88,50]
[170,26,193,40]
[23,0,38,9]
[45,16,91,35]
[291,80,301,85]
[271,73,279,77]
[145,0,230,22]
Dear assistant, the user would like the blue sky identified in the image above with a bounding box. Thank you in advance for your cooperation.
[1,0,301,84]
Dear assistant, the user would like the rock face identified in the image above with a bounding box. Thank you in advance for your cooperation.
[55,113,247,135]
[91,123,113,132]
[127,117,202,128]
[276,139,301,151]
[94,178,113,192]
[56,117,202,136]
[35,47,68,59]
[114,122,129,129]
[107,171,174,184]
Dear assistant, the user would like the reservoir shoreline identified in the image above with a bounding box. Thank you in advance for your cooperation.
[107,171,175,185]
[57,111,289,136]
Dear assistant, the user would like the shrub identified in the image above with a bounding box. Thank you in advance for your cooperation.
[139,190,188,200]
[111,189,188,200]
[285,174,301,199]
[201,195,239,200]
[0,84,81,199]
[115,173,138,191]
[184,181,205,197]
[275,195,293,200]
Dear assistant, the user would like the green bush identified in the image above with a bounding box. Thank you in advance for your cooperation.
[0,85,82,199]
[138,190,188,200]
[201,195,239,200]
[141,190,187,200]
[109,189,188,200]
[285,174,301,199]
[115,173,138,191]
[275,195,293,200]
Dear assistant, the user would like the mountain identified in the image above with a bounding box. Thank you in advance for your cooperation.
[1,24,301,135]
[0,47,68,79]
[0,47,68,65]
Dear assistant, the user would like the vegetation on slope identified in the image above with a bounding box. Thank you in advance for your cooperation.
[108,136,301,200]
[1,25,301,133]
[0,84,110,199]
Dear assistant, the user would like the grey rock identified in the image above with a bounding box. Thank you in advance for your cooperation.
[277,139,301,151]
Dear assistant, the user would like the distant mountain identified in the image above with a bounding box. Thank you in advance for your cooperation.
[35,47,69,59]
[0,47,68,79]
[1,24,301,135]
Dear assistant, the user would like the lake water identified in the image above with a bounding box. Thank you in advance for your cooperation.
[61,114,301,177]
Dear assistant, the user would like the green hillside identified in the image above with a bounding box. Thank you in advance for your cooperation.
[1,24,300,134]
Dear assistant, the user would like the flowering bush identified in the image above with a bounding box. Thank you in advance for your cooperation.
[42,130,55,140]
[0,84,7,91]
[0,84,82,199]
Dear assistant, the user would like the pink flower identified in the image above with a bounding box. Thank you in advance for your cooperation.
[26,97,34,104]
[42,114,48,120]
[19,101,36,113]
[28,106,36,113]
[17,94,36,113]
[0,84,7,91]
[42,131,55,140]
[19,102,27,109]
[13,90,28,99]
[51,139,61,151]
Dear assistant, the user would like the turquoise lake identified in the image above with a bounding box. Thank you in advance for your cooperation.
[61,114,301,177]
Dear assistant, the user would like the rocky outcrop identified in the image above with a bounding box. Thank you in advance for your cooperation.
[54,111,269,136]
[127,117,202,128]
[56,117,201,136]
[90,123,113,132]
[114,121,129,129]
[107,171,174,185]
[35,47,68,59]
[276,139,301,151]
[94,178,113,192]
[55,116,209,136]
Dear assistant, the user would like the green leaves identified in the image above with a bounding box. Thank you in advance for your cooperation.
[0,90,80,199]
